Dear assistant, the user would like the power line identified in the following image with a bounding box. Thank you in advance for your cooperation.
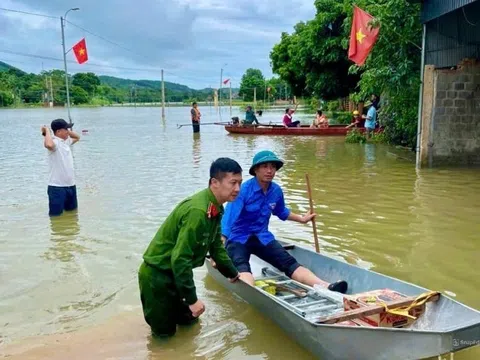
[65,20,145,59]
[1,7,213,85]
[1,52,214,85]
[0,7,57,19]
[0,49,164,72]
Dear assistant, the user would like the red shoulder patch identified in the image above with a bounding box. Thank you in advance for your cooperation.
[207,202,219,218]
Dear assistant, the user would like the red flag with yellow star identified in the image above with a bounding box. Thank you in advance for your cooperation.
[348,6,379,66]
[72,38,88,64]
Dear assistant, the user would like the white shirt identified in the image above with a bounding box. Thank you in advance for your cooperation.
[48,136,75,187]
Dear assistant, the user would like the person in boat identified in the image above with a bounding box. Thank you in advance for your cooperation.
[243,106,259,125]
[191,102,201,133]
[345,110,365,129]
[310,110,329,128]
[283,104,300,128]
[138,158,242,337]
[219,150,348,294]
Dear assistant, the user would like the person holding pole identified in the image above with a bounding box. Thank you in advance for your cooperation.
[218,150,348,293]
[190,102,201,133]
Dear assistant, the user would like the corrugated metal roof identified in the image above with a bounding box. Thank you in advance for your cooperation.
[421,0,478,23]
[424,2,480,67]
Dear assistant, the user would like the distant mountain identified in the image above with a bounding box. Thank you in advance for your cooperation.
[98,75,238,94]
[98,75,200,92]
[0,61,21,72]
[0,61,237,97]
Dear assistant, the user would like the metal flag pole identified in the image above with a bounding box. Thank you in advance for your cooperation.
[61,7,79,126]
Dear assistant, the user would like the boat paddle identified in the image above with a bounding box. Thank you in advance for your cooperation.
[305,173,320,253]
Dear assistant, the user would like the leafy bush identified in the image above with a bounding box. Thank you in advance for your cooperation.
[326,100,341,112]
[345,129,367,143]
[369,131,387,144]
[309,97,320,112]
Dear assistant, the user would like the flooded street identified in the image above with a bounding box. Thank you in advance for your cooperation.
[1,106,479,359]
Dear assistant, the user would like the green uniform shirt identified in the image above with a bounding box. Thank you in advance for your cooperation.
[142,188,238,305]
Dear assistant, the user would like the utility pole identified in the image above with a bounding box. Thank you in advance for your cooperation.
[49,76,54,107]
[263,80,266,108]
[214,89,218,109]
[60,8,79,125]
[219,68,224,112]
[161,69,165,119]
[254,87,257,109]
[44,73,48,107]
[229,81,232,116]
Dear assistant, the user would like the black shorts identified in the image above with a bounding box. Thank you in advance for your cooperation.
[48,185,78,216]
[226,236,301,278]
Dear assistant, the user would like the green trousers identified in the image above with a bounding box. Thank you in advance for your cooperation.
[138,262,198,336]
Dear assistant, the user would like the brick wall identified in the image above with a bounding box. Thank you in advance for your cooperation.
[419,59,480,167]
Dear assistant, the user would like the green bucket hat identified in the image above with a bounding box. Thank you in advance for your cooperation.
[249,150,284,176]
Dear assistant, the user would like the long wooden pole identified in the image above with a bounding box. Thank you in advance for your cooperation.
[305,173,320,253]
[161,69,165,119]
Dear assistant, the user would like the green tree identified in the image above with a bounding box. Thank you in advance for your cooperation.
[239,68,265,102]
[72,72,100,95]
[348,0,422,147]
[23,84,44,103]
[265,77,288,100]
[70,85,89,104]
[270,0,360,100]
[269,0,423,147]
[0,90,14,106]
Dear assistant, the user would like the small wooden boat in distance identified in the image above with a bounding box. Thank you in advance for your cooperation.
[206,241,480,360]
[223,124,379,136]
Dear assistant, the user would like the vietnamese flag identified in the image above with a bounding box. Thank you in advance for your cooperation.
[72,38,88,64]
[223,78,230,85]
[348,6,379,66]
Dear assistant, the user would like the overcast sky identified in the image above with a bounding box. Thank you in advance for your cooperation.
[1,0,316,89]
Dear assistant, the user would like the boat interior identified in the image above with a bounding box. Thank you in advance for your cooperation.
[246,242,480,332]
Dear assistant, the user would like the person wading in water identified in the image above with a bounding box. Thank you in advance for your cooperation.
[191,102,201,133]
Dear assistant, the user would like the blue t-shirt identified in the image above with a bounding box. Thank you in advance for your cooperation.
[221,177,290,245]
[365,106,377,129]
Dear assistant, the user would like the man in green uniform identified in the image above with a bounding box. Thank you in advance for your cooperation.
[138,158,242,337]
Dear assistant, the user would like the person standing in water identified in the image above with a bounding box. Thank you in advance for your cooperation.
[191,102,201,133]
[41,119,80,217]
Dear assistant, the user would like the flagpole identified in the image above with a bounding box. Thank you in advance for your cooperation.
[219,67,223,111]
[416,23,427,169]
[61,7,79,126]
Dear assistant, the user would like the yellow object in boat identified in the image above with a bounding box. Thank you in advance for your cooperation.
[255,280,277,295]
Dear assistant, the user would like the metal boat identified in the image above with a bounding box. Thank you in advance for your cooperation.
[206,242,480,360]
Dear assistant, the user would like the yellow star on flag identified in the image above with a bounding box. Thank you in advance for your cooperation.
[356,28,366,44]
[79,48,85,55]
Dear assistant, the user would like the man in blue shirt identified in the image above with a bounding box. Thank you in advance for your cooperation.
[220,150,348,293]
[364,102,377,138]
